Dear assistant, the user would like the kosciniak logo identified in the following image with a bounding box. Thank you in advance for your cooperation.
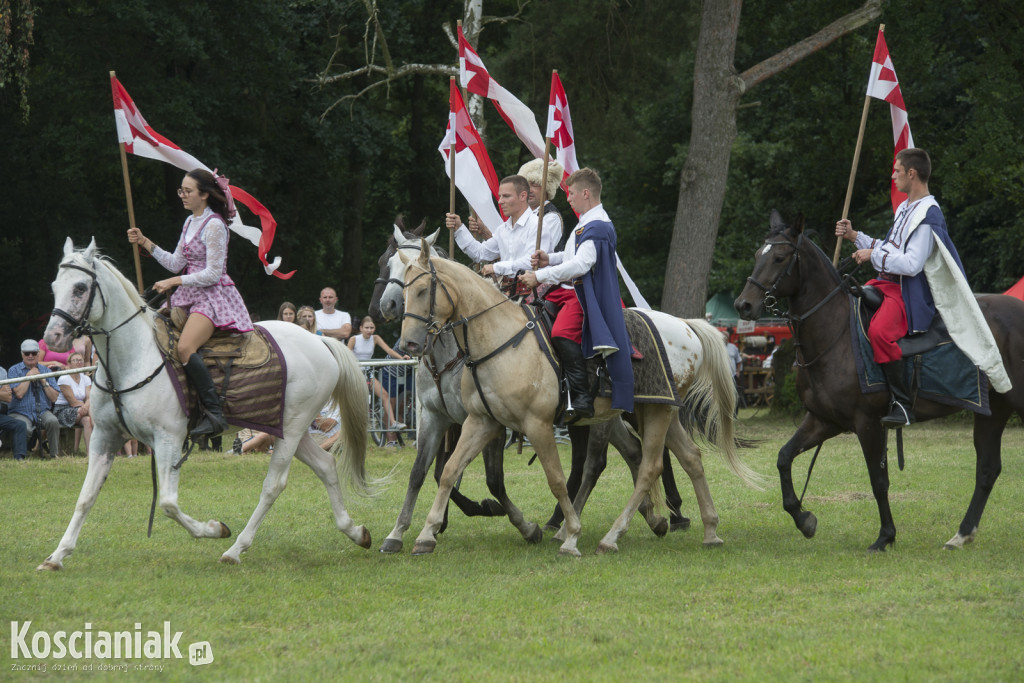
[9,621,212,666]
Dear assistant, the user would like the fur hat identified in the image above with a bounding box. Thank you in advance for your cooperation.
[517,158,564,201]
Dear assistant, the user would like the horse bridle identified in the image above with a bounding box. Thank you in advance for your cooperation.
[51,259,165,436]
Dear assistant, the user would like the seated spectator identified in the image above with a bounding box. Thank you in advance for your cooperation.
[53,351,93,454]
[348,316,409,448]
[297,305,320,335]
[277,301,297,323]
[8,339,60,459]
[0,358,29,461]
[309,402,342,451]
[38,335,92,371]
[235,429,275,454]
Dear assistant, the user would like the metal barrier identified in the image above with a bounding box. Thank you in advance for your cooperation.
[359,359,418,447]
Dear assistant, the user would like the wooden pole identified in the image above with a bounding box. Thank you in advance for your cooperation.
[833,24,884,267]
[537,137,552,253]
[449,77,457,260]
[111,71,145,294]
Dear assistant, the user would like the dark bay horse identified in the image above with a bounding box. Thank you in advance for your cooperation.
[734,210,1024,551]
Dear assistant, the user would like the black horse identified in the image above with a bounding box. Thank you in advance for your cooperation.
[734,210,1024,551]
[368,218,689,552]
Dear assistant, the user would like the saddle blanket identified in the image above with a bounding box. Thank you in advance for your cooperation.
[621,309,682,407]
[155,313,288,437]
[850,299,989,415]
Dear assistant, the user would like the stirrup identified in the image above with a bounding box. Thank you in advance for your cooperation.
[881,402,912,429]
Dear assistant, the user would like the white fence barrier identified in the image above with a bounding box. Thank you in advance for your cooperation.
[358,359,418,447]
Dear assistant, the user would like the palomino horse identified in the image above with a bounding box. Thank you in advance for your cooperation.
[734,211,1024,550]
[369,225,687,552]
[397,246,758,556]
[37,238,373,569]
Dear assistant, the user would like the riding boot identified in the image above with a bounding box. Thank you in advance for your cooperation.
[880,360,914,428]
[552,337,594,424]
[184,353,229,437]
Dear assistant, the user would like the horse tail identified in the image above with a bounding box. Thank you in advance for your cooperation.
[321,336,374,497]
[685,318,764,490]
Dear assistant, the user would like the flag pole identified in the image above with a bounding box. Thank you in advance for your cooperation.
[537,138,552,253]
[111,71,145,294]
[448,77,457,260]
[833,24,884,267]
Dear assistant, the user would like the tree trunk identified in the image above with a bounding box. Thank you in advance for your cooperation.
[662,0,744,317]
[662,0,882,317]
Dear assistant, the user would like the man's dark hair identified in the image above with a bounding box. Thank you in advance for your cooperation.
[500,175,530,197]
[895,148,931,183]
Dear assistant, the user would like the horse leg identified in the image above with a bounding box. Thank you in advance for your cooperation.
[945,406,1011,549]
[412,416,502,555]
[37,430,121,570]
[778,413,843,539]
[292,434,370,550]
[544,424,591,531]
[219,442,297,564]
[596,406,674,554]
[381,414,449,553]
[148,434,232,541]
[661,446,691,531]
[855,419,896,551]
[663,418,725,546]
[450,432,506,518]
[526,422,582,557]
[480,436,542,544]
[553,421,610,542]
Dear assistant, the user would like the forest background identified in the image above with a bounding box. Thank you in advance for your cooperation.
[1,0,1022,368]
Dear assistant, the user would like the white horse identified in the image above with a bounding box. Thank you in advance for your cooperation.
[37,238,372,570]
[397,247,761,556]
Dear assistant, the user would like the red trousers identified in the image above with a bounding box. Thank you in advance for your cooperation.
[546,286,584,343]
[867,279,907,363]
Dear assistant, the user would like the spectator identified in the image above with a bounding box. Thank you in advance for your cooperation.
[297,305,320,335]
[277,301,297,323]
[0,350,29,461]
[315,287,351,341]
[53,351,93,454]
[38,335,92,371]
[8,339,60,459]
[348,316,408,448]
[309,402,342,451]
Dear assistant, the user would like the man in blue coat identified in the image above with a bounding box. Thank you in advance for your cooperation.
[521,168,633,422]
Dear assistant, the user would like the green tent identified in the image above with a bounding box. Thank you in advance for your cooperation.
[705,292,739,326]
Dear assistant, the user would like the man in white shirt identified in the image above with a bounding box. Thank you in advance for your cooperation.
[444,175,560,285]
[315,287,351,341]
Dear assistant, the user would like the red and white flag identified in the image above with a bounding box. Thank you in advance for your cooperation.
[545,72,579,187]
[458,26,545,160]
[438,80,504,231]
[865,28,914,213]
[111,76,292,279]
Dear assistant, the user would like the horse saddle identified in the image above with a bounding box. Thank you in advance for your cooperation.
[857,285,951,356]
[154,307,286,438]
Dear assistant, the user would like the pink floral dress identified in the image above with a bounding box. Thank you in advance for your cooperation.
[153,208,253,333]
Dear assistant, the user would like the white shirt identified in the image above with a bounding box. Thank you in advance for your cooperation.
[309,403,341,439]
[152,207,228,288]
[854,197,935,277]
[315,309,351,334]
[55,373,91,406]
[533,202,564,253]
[455,208,556,276]
[535,204,608,286]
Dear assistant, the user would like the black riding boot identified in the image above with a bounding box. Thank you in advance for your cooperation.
[552,337,594,424]
[184,353,229,437]
[880,360,914,428]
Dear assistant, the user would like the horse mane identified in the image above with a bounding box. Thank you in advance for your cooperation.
[767,217,842,287]
[68,248,153,325]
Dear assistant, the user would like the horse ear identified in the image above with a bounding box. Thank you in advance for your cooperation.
[63,236,75,256]
[414,219,426,236]
[417,239,431,266]
[794,212,805,234]
[769,209,785,231]
[84,237,98,260]
[393,224,405,243]
[425,229,440,247]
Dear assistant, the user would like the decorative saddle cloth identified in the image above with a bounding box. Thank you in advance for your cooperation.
[155,307,288,437]
[850,297,989,415]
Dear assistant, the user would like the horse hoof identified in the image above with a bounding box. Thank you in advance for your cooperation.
[36,560,62,571]
[219,522,232,538]
[357,527,372,549]
[798,511,817,539]
[670,516,691,532]
[943,529,976,550]
[651,518,669,538]
[481,499,506,517]
[868,537,894,552]
[543,523,561,533]
[411,539,436,555]
[379,538,404,554]
[559,546,582,558]
[218,554,241,565]
[595,542,618,555]
[525,523,543,544]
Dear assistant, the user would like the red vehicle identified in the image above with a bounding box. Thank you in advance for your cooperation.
[716,320,792,364]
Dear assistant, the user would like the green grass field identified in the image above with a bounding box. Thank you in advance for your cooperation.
[3,411,1023,681]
